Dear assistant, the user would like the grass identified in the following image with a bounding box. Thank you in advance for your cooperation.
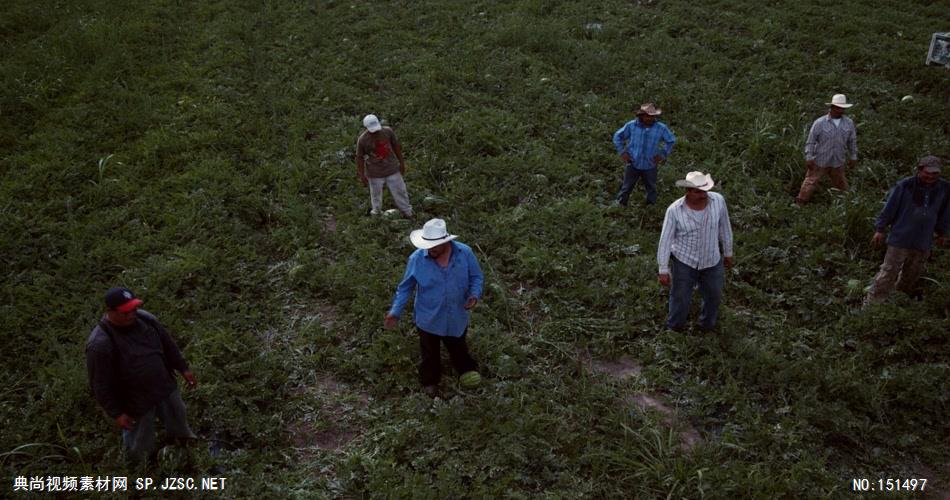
[2,0,949,497]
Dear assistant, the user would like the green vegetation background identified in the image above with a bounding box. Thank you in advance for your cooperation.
[2,0,948,497]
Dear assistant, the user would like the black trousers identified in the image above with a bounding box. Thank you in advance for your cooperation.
[417,327,477,386]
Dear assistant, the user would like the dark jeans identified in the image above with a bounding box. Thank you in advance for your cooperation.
[617,165,657,205]
[668,255,725,331]
[418,328,477,386]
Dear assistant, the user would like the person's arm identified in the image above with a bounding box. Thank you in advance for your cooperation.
[355,136,368,185]
[465,248,484,309]
[392,132,406,174]
[657,206,676,276]
[874,185,902,233]
[804,120,820,165]
[661,124,676,158]
[388,254,418,319]
[86,342,123,420]
[935,186,950,246]
[613,123,630,161]
[719,195,734,265]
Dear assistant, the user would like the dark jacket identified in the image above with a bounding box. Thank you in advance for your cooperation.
[875,176,950,251]
[85,310,189,418]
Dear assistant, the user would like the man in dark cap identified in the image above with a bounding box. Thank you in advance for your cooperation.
[865,156,949,304]
[85,287,197,464]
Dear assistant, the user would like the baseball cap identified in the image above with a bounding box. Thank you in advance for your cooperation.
[918,155,942,173]
[363,114,382,132]
[104,287,143,312]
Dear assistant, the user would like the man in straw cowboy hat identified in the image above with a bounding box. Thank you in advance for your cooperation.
[385,218,484,397]
[865,155,949,305]
[612,102,676,206]
[795,94,858,204]
[657,172,734,331]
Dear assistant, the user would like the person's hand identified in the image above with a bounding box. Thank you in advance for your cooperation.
[399,162,406,175]
[724,256,734,268]
[871,231,886,247]
[621,152,631,164]
[806,160,816,169]
[847,159,858,169]
[936,234,947,248]
[115,414,136,430]
[653,154,664,166]
[182,370,197,389]
[383,314,399,330]
[463,297,478,310]
[358,174,368,186]
[658,274,670,287]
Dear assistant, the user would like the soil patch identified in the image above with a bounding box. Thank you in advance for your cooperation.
[290,374,369,453]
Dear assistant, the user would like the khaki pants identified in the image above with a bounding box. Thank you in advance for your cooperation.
[864,246,930,305]
[796,164,848,202]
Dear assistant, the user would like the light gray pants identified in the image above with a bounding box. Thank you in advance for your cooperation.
[122,387,196,463]
[865,246,929,305]
[368,173,412,215]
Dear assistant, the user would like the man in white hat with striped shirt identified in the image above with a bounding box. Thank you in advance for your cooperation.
[795,94,858,204]
[657,172,734,331]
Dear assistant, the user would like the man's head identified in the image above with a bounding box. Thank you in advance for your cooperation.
[636,103,662,126]
[363,114,382,133]
[826,94,853,118]
[917,155,942,185]
[104,287,142,327]
[685,187,709,203]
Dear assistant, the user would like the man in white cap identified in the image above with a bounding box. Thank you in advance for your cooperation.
[795,94,858,204]
[384,218,484,396]
[865,155,949,304]
[612,103,676,206]
[356,114,413,217]
[657,172,734,331]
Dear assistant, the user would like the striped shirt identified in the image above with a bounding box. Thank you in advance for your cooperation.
[612,120,676,170]
[804,114,857,167]
[657,192,734,274]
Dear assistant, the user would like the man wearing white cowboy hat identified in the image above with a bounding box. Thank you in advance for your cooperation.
[384,218,484,397]
[795,94,858,204]
[356,113,413,217]
[657,172,734,331]
[612,102,677,206]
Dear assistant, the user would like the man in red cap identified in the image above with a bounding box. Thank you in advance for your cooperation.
[85,287,197,465]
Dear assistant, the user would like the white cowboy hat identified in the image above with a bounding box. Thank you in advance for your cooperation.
[363,114,382,132]
[410,218,458,249]
[825,94,854,108]
[675,171,715,191]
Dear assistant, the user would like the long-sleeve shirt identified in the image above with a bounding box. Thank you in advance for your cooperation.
[389,241,484,337]
[657,192,734,274]
[875,176,950,251]
[612,120,676,171]
[85,310,189,418]
[804,114,857,167]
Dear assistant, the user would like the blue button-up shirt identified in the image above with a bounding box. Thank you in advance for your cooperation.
[875,176,950,251]
[389,241,484,337]
[612,120,676,170]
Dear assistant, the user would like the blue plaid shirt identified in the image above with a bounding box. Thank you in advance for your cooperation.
[389,241,484,337]
[612,120,676,170]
